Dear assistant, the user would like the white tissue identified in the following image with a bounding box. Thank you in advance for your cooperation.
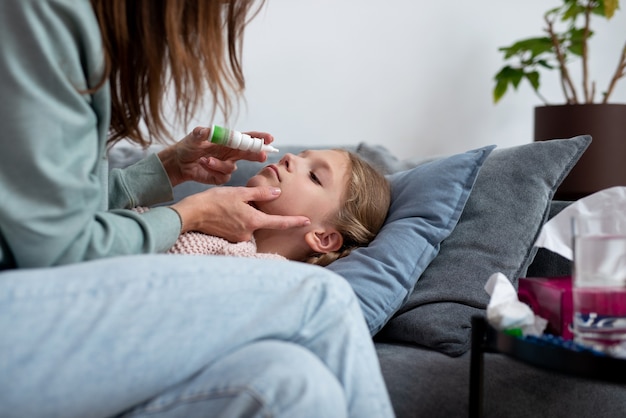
[485,273,547,336]
[534,186,626,260]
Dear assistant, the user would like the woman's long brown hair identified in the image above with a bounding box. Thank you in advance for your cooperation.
[90,0,265,147]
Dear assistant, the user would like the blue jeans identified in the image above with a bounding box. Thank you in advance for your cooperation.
[0,255,394,418]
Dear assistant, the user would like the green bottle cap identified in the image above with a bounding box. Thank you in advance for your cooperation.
[210,125,228,145]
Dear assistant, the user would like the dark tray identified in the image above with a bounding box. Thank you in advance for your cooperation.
[469,315,626,418]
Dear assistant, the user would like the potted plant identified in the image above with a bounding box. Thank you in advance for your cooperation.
[493,0,626,200]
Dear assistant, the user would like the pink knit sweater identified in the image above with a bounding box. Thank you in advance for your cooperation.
[134,207,286,260]
[168,231,285,260]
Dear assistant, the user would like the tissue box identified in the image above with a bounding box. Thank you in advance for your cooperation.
[518,276,573,339]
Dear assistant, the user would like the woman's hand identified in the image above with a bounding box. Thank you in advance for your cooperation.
[170,186,310,242]
[158,126,275,187]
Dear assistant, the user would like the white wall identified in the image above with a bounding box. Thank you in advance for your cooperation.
[188,0,626,159]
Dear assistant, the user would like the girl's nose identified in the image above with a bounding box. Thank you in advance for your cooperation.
[280,153,296,171]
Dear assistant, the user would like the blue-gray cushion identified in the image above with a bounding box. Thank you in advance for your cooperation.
[328,146,494,334]
[377,135,592,356]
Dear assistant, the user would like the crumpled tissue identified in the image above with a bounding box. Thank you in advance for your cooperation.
[485,272,547,336]
[534,186,626,260]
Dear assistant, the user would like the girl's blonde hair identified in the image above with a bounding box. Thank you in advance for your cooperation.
[91,0,265,147]
[308,150,391,267]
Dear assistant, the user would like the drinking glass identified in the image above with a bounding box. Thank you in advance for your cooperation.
[572,214,626,357]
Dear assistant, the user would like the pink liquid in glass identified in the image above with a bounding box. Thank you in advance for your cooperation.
[573,286,626,350]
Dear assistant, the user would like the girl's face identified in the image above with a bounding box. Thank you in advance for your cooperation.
[246,149,350,225]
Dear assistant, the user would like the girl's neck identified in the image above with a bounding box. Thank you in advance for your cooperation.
[254,229,310,262]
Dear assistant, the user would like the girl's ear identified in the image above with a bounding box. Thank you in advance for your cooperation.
[304,228,343,254]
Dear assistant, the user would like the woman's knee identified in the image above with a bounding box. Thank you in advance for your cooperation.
[237,340,348,417]
[124,340,347,418]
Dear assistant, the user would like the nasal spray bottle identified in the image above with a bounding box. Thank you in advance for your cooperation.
[207,124,279,153]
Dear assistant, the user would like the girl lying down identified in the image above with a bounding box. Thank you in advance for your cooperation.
[137,149,391,266]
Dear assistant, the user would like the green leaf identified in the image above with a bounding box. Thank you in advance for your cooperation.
[493,79,508,103]
[536,59,554,69]
[494,66,525,82]
[545,6,562,19]
[529,37,555,58]
[569,27,592,43]
[498,37,553,60]
[568,42,583,56]
[567,28,593,56]
[562,2,584,21]
[604,0,620,18]
[598,0,620,18]
[525,71,540,91]
[510,71,524,88]
[493,66,527,103]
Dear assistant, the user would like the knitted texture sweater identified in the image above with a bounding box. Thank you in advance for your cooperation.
[134,207,286,260]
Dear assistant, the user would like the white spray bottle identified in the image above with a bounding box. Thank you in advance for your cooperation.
[207,124,279,153]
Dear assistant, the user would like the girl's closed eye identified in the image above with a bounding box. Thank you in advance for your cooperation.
[309,171,322,186]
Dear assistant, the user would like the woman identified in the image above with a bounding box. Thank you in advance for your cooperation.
[0,1,394,417]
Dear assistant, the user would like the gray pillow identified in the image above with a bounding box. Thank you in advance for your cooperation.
[328,146,494,334]
[376,135,592,356]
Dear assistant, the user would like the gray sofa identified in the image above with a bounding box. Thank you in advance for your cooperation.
[110,135,626,417]
[375,203,626,418]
